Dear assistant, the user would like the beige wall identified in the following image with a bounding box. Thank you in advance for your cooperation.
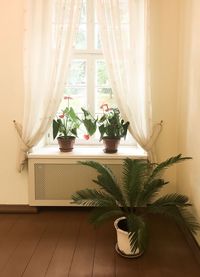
[177,0,200,242]
[150,0,180,194]
[0,0,180,204]
[0,0,28,204]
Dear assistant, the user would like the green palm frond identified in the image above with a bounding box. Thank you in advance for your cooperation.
[127,214,148,254]
[89,207,123,225]
[122,159,149,206]
[71,155,198,255]
[71,188,117,207]
[148,193,200,234]
[78,161,126,207]
[138,179,168,206]
[149,193,190,207]
[148,154,192,181]
[179,208,200,234]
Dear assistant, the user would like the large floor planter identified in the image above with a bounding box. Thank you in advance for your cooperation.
[57,136,75,152]
[114,217,143,258]
[102,137,120,153]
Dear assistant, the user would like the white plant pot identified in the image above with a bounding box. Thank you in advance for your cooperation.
[114,217,142,258]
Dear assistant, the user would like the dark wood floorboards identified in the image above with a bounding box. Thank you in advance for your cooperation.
[0,209,199,277]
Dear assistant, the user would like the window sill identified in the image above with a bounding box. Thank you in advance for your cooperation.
[28,145,147,160]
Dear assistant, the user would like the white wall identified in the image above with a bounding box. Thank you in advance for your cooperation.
[0,0,180,204]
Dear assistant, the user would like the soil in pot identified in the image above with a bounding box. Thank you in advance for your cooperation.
[57,136,75,152]
[117,218,128,231]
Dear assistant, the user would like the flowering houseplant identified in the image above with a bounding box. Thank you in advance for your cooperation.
[81,104,130,153]
[53,96,81,152]
[98,104,129,141]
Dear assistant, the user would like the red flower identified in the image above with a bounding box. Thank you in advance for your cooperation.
[59,114,64,118]
[83,134,90,140]
[64,95,73,100]
[100,103,109,112]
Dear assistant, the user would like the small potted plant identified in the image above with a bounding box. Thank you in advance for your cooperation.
[98,104,129,153]
[81,105,130,153]
[72,154,199,258]
[53,96,81,152]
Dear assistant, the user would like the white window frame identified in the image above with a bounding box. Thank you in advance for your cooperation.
[46,0,136,147]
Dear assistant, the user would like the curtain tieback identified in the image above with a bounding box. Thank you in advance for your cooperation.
[13,120,31,151]
[143,120,163,151]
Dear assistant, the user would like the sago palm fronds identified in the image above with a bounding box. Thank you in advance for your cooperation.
[122,159,149,207]
[147,193,199,234]
[77,161,126,207]
[72,154,199,253]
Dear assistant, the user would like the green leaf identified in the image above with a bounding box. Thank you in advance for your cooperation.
[138,179,168,205]
[82,119,97,136]
[149,193,190,207]
[81,108,97,136]
[123,159,149,207]
[149,154,192,181]
[99,124,106,140]
[148,193,200,234]
[70,128,78,137]
[78,161,126,208]
[89,207,123,225]
[127,214,148,253]
[52,119,59,139]
[122,121,129,138]
[72,188,117,207]
[68,107,80,121]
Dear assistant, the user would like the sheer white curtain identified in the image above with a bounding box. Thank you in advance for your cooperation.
[14,0,81,172]
[96,0,162,161]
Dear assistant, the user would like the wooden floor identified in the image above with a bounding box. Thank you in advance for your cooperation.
[0,209,199,277]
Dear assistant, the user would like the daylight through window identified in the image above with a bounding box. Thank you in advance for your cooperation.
[49,0,135,145]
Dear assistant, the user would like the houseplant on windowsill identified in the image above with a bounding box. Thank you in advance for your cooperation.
[53,96,81,152]
[71,154,199,258]
[82,104,130,153]
[98,104,130,153]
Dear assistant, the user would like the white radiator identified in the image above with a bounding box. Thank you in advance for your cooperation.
[28,158,123,206]
[28,146,146,206]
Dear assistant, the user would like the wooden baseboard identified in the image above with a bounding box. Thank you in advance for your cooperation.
[0,205,39,214]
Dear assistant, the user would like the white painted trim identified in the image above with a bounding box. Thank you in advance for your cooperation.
[28,145,146,159]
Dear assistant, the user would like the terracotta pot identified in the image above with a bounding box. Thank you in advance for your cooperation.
[57,136,75,152]
[102,137,120,153]
[114,217,143,258]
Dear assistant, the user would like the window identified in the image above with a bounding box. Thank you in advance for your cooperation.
[61,0,114,114]
[48,0,135,145]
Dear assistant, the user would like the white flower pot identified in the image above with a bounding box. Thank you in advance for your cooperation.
[114,217,143,258]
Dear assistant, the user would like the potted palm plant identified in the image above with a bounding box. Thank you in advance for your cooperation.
[53,96,81,152]
[72,154,199,258]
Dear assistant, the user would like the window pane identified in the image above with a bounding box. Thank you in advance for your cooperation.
[96,60,109,86]
[80,0,87,23]
[96,60,115,113]
[68,60,86,86]
[75,24,87,49]
[61,87,87,112]
[96,87,115,113]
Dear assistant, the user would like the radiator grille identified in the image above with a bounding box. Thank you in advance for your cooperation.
[34,163,122,200]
